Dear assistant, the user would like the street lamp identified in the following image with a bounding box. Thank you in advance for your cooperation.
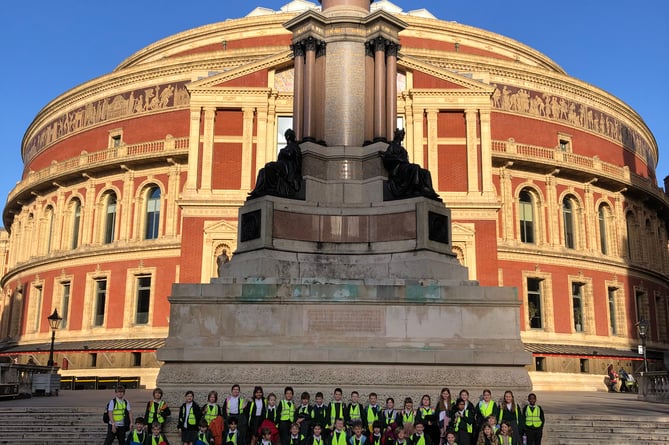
[636,318,649,374]
[46,309,63,367]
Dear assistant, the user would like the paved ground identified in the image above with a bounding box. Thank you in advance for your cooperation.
[2,389,668,417]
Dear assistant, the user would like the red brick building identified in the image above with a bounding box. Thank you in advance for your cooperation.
[1,0,666,389]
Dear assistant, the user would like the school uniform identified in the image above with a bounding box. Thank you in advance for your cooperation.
[145,400,171,428]
[225,429,240,445]
[497,404,522,444]
[125,429,147,445]
[277,399,296,445]
[409,432,432,445]
[365,405,381,436]
[196,429,214,445]
[345,403,366,429]
[521,404,544,445]
[288,433,305,445]
[327,402,346,430]
[148,433,171,445]
[415,407,438,445]
[311,404,328,437]
[331,430,348,445]
[450,408,474,445]
[381,409,399,430]
[179,402,203,443]
[368,434,383,445]
[304,434,326,445]
[223,398,247,445]
[203,403,223,426]
[247,398,267,439]
[349,435,367,445]
[297,404,313,437]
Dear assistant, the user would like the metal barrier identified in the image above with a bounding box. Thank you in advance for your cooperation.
[62,376,141,390]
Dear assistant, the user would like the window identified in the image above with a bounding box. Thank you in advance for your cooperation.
[135,276,151,324]
[579,359,589,373]
[608,287,617,335]
[89,353,97,367]
[276,116,293,152]
[104,192,117,244]
[572,283,584,332]
[527,278,542,329]
[109,129,123,148]
[557,133,572,152]
[562,196,575,249]
[635,289,651,336]
[61,282,71,329]
[145,187,161,240]
[626,213,636,260]
[33,286,43,332]
[132,352,142,367]
[519,190,535,244]
[45,206,54,254]
[598,204,610,255]
[535,357,545,372]
[94,279,107,327]
[71,199,81,249]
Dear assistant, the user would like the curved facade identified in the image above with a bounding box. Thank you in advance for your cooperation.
[1,0,667,388]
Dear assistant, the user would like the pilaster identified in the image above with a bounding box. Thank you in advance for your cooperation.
[201,107,216,192]
[479,110,493,193]
[241,107,255,191]
[426,109,439,191]
[185,108,202,192]
[465,109,479,193]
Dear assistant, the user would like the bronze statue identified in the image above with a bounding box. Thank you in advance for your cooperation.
[380,128,441,201]
[248,129,303,200]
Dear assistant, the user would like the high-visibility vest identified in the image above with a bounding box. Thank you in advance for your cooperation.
[497,434,513,445]
[367,406,379,429]
[328,402,344,427]
[280,400,295,422]
[185,405,197,426]
[419,407,434,419]
[499,405,518,423]
[204,404,220,424]
[332,431,347,445]
[112,399,127,424]
[524,405,543,427]
[226,398,246,416]
[226,430,239,445]
[128,430,145,445]
[402,411,415,425]
[478,401,495,418]
[453,410,472,433]
[349,404,362,421]
[148,400,167,424]
[151,435,167,445]
[412,434,426,445]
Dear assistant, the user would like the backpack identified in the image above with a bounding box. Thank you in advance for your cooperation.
[103,398,130,427]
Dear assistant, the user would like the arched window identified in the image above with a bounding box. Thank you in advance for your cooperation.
[598,204,610,255]
[626,212,636,260]
[145,187,161,240]
[562,196,576,249]
[519,189,535,244]
[104,192,117,244]
[71,199,81,249]
[44,206,54,254]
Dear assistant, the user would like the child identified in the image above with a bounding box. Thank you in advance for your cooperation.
[196,419,214,445]
[410,422,432,445]
[346,391,365,429]
[401,398,415,434]
[369,421,383,445]
[522,393,544,445]
[475,391,498,439]
[451,399,474,445]
[225,417,240,445]
[304,423,325,445]
[259,427,275,445]
[475,424,497,445]
[288,422,305,445]
[416,395,437,445]
[179,390,202,445]
[382,398,399,432]
[125,417,147,445]
[296,392,313,437]
[311,392,328,438]
[497,391,521,444]
[277,387,295,445]
[104,385,133,445]
[203,391,223,426]
[149,421,172,445]
[486,416,499,436]
[327,388,346,433]
[386,426,407,445]
[442,431,457,445]
[223,385,247,445]
[145,388,171,430]
[265,393,279,427]
[331,418,347,445]
[496,422,514,445]
[248,386,267,445]
[366,394,381,436]
[436,389,453,439]
[349,421,367,445]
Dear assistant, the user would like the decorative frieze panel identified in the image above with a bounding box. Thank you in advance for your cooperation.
[491,83,654,172]
[25,81,190,163]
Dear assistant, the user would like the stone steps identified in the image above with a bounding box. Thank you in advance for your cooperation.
[542,414,669,445]
[0,409,668,444]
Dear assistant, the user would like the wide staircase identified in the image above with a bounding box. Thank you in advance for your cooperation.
[0,409,668,444]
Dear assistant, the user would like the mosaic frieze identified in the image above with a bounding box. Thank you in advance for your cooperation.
[25,81,190,162]
[491,83,654,172]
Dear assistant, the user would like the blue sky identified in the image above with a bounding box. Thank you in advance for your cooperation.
[1,0,667,227]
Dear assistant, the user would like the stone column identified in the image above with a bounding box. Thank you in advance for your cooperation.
[386,43,399,139]
[241,107,255,191]
[465,109,479,193]
[201,107,216,191]
[185,108,202,192]
[374,37,387,141]
[426,109,439,191]
[292,43,305,141]
[303,38,317,141]
[479,110,493,193]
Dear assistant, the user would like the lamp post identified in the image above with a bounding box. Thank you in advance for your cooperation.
[46,309,63,367]
[636,318,649,374]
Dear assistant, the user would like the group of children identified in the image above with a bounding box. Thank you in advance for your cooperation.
[104,385,546,445]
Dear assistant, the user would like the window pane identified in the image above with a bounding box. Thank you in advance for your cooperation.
[527,278,542,329]
[563,198,574,248]
[599,206,608,255]
[145,188,160,240]
[519,191,535,244]
[94,279,107,326]
[608,288,617,335]
[104,194,117,244]
[72,200,81,249]
[135,276,151,324]
[572,283,583,332]
[61,283,70,329]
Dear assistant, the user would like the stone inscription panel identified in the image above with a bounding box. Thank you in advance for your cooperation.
[306,308,384,333]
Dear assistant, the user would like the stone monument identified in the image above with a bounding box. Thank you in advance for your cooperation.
[157,0,531,400]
